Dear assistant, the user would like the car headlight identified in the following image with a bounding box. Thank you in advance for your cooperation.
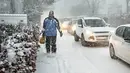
[86,31,95,40]
[62,24,67,28]
[88,36,95,40]
[72,25,76,31]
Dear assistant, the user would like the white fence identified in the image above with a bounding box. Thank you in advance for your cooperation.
[0,14,27,25]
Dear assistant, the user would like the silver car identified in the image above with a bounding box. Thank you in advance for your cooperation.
[109,24,130,64]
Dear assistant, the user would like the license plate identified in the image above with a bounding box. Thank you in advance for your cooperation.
[97,37,108,40]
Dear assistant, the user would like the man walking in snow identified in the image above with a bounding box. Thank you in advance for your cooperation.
[43,10,63,53]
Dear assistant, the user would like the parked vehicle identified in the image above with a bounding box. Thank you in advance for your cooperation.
[60,21,70,30]
[74,17,114,46]
[67,19,77,35]
[109,24,130,64]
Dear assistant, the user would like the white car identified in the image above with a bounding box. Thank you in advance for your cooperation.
[109,24,130,64]
[74,17,114,46]
[67,19,77,35]
[61,21,70,30]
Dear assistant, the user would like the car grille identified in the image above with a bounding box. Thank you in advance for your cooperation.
[96,35,109,40]
[94,31,109,33]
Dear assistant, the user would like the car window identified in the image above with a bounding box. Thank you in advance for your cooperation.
[78,19,82,25]
[115,26,125,37]
[123,27,130,39]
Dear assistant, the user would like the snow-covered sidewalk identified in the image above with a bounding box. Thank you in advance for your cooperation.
[36,33,101,73]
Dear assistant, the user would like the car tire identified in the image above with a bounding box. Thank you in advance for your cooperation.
[81,34,87,46]
[67,30,69,33]
[74,32,79,42]
[89,43,95,47]
[109,44,117,59]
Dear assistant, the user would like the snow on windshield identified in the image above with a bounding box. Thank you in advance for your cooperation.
[85,19,106,27]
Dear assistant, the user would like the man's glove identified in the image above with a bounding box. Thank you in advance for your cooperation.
[40,29,45,35]
[60,31,63,37]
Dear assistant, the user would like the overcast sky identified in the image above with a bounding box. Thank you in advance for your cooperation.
[43,0,127,18]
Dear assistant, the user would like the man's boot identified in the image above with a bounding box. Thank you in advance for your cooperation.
[52,47,57,53]
[46,48,50,53]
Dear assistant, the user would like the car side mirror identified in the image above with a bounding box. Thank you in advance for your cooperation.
[124,38,130,40]
[78,19,82,24]
[124,37,130,43]
[78,19,83,28]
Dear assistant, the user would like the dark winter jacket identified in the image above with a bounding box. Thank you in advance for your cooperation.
[43,17,60,36]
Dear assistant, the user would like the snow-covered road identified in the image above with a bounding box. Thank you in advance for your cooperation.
[36,32,130,73]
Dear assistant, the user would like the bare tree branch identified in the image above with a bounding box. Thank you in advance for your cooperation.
[70,0,104,16]
[86,0,90,8]
[23,0,58,24]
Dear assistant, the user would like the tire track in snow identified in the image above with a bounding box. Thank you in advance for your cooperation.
[77,46,106,73]
[56,55,72,73]
[69,44,101,73]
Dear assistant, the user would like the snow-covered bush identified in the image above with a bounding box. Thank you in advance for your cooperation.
[0,23,40,73]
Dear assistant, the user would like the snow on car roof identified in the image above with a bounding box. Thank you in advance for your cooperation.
[120,24,130,27]
[83,17,101,19]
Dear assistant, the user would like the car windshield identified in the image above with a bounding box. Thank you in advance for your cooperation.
[85,19,106,27]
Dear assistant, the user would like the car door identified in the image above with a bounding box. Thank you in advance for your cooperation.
[114,26,125,56]
[68,21,72,31]
[72,20,77,31]
[71,20,75,29]
[76,19,83,37]
[121,27,130,62]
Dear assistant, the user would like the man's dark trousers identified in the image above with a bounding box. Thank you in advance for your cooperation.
[46,36,57,53]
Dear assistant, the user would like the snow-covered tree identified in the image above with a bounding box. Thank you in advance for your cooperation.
[70,0,105,16]
[23,0,57,25]
[108,1,122,16]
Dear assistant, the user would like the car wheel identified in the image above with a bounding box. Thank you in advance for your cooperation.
[81,34,87,46]
[67,30,69,33]
[74,32,79,42]
[109,44,117,59]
